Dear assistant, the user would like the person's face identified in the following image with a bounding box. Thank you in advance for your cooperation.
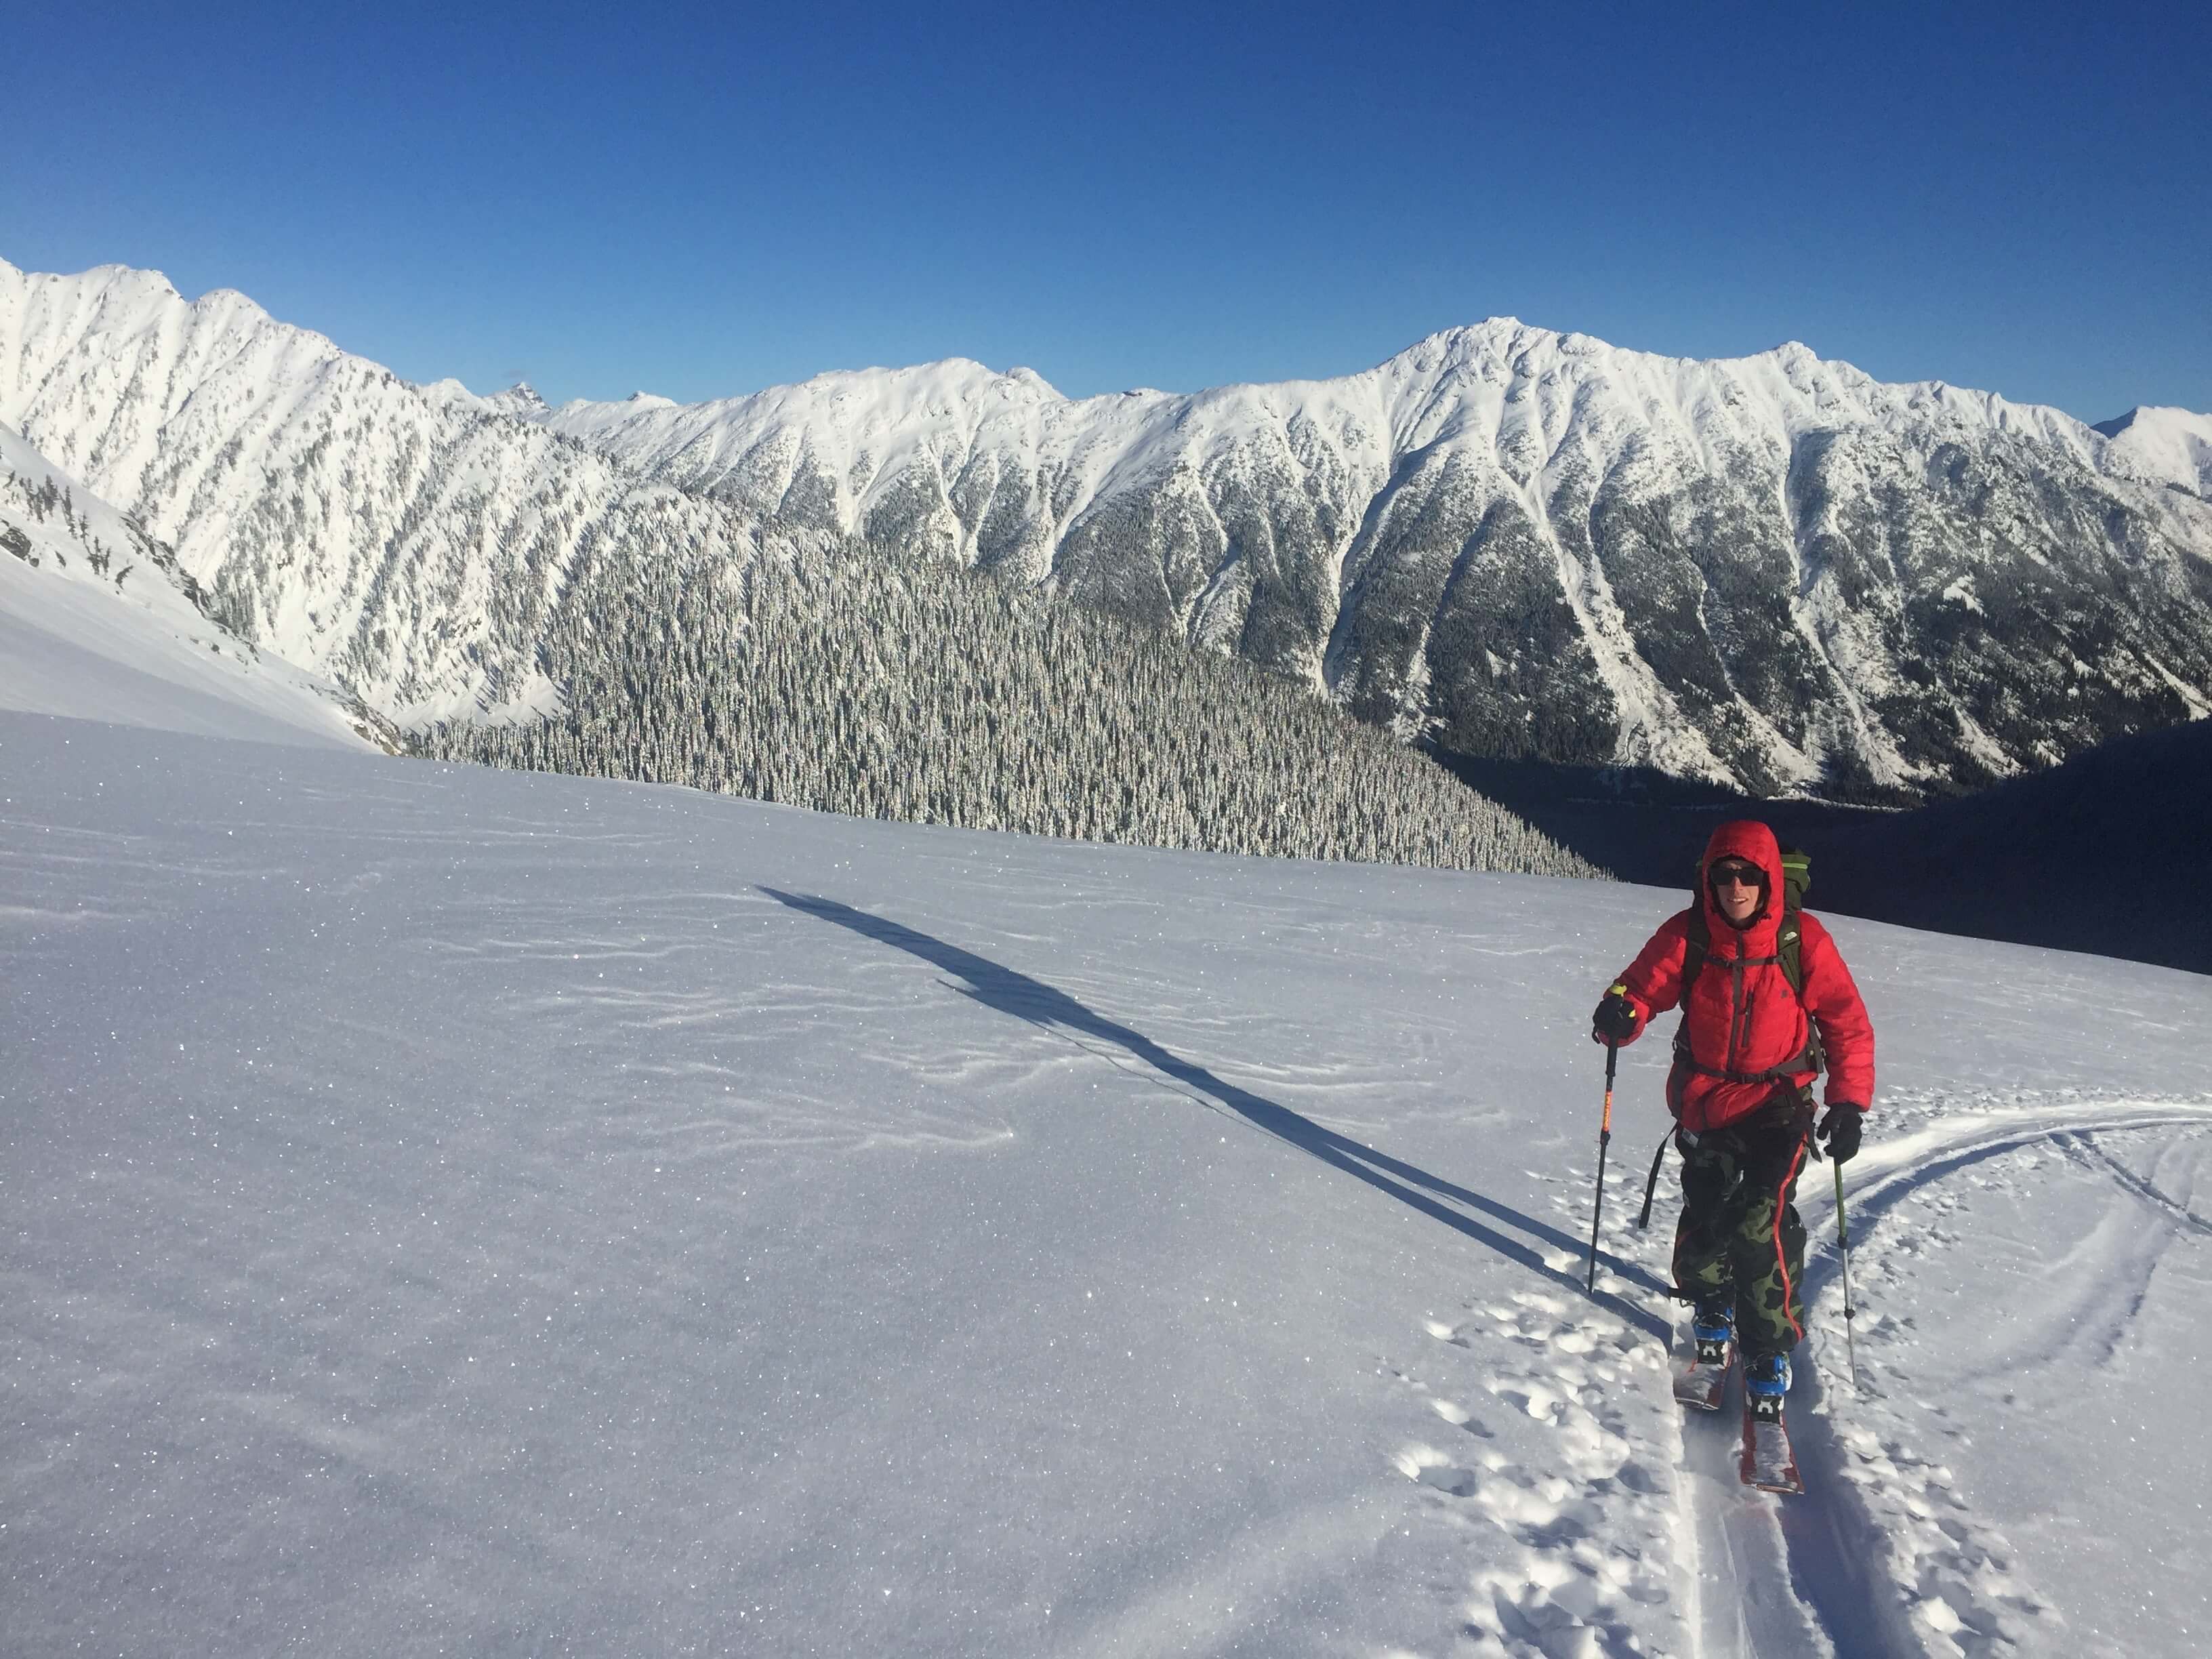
[1710,859,1765,924]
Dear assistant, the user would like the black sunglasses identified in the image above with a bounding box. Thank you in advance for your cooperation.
[1709,863,1765,888]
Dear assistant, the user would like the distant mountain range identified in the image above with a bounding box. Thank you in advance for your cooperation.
[4,257,2208,798]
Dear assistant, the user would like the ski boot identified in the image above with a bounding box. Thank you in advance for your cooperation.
[1744,1351,1792,1422]
[1691,1298,1734,1369]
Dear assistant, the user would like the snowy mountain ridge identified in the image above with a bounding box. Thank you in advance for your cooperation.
[0,258,754,726]
[526,321,2150,484]
[516,319,2201,508]
[5,255,2211,796]
[514,319,2212,796]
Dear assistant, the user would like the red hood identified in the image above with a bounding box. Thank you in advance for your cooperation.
[1698,819,1785,955]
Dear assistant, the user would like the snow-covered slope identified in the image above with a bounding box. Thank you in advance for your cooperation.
[7,257,2211,795]
[0,260,751,724]
[0,422,378,747]
[5,711,2208,1657]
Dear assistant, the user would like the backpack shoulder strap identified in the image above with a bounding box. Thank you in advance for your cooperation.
[1681,905,1711,991]
[1775,846,1810,1000]
[1776,914,1804,999]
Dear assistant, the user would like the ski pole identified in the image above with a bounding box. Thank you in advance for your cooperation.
[1586,1042,1617,1294]
[1833,1157,1860,1389]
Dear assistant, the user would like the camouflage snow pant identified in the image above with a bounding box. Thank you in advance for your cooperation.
[1671,1090,1814,1357]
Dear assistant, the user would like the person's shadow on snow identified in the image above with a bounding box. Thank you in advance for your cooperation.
[762,888,1668,1336]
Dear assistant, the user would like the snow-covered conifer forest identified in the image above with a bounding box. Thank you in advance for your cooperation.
[412,537,1595,872]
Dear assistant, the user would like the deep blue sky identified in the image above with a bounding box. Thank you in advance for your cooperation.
[9,1,2206,419]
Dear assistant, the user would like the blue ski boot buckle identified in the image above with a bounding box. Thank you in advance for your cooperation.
[1744,1353,1791,1420]
[1691,1300,1733,1366]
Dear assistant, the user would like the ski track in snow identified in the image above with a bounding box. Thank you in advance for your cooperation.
[1786,1094,2212,1659]
[1380,1090,2212,1659]
[1674,1091,2212,1659]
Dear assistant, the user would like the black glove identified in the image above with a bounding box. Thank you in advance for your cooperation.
[1591,988,1643,1046]
[1816,1103,1864,1164]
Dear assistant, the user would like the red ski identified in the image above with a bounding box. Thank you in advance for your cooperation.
[1740,1398,1803,1494]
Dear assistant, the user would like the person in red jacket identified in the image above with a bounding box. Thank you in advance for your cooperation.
[1591,820,1874,1405]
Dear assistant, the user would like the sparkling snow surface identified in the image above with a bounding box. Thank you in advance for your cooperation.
[5,712,2209,1658]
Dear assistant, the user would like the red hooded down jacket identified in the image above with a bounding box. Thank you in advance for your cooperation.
[1610,820,1875,1133]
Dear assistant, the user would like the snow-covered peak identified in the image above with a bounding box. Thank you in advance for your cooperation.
[0,260,349,495]
[415,378,552,419]
[0,258,182,310]
[535,310,2190,524]
[2093,406,2212,498]
[486,382,551,418]
[500,290,2212,796]
[417,376,481,407]
[0,258,757,726]
[533,353,1091,531]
